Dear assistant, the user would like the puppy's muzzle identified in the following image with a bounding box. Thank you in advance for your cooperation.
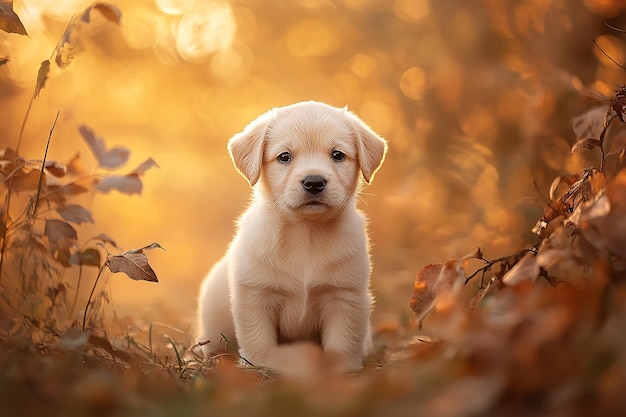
[302,175,326,195]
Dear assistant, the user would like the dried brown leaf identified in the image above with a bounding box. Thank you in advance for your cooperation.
[571,105,606,140]
[571,138,602,154]
[606,136,626,157]
[79,124,130,170]
[34,60,50,99]
[59,327,90,350]
[549,174,579,201]
[126,242,165,254]
[107,252,159,282]
[55,204,94,225]
[501,252,539,285]
[92,233,118,248]
[69,247,102,267]
[410,260,462,329]
[44,160,67,178]
[66,153,86,176]
[81,2,122,24]
[96,173,142,195]
[11,169,43,192]
[0,0,27,35]
[44,219,78,266]
[542,199,568,223]
[131,158,159,176]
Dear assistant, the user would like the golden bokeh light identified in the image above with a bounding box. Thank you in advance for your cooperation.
[176,0,236,62]
[399,66,427,101]
[287,19,341,57]
[1,0,626,324]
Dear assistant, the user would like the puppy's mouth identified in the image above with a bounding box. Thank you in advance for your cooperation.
[297,200,332,211]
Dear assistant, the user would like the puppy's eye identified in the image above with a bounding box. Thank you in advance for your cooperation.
[331,150,345,162]
[277,152,292,163]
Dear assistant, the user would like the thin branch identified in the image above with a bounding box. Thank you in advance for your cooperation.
[593,39,626,70]
[30,111,60,220]
[82,259,108,330]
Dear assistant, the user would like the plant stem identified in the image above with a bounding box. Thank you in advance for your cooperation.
[30,111,59,220]
[82,258,108,330]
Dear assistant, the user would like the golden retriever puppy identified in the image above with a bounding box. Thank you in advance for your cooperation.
[197,101,387,373]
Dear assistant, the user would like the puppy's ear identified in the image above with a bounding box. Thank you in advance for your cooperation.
[345,111,387,183]
[228,110,275,186]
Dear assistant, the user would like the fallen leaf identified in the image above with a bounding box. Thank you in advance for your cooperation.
[55,204,94,225]
[107,252,159,282]
[0,0,28,35]
[410,260,463,329]
[59,327,90,351]
[81,2,122,24]
[96,174,142,195]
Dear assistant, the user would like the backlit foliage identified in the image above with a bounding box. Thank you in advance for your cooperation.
[1,0,626,415]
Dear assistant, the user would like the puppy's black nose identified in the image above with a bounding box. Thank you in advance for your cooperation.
[302,175,326,195]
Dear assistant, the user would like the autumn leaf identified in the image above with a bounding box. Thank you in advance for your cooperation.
[11,169,43,192]
[69,247,101,267]
[96,173,142,195]
[92,233,118,248]
[410,260,463,329]
[80,2,122,24]
[549,174,579,201]
[571,105,606,140]
[131,158,159,175]
[34,60,50,99]
[79,124,130,169]
[66,153,87,176]
[501,252,539,285]
[0,0,27,35]
[44,161,67,178]
[571,138,602,154]
[107,251,159,282]
[59,327,90,351]
[96,159,158,195]
[55,204,94,225]
[126,242,165,253]
[44,219,78,266]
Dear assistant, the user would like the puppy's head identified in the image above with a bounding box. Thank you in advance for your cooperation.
[228,101,387,218]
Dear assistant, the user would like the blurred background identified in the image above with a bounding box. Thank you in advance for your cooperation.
[1,0,626,330]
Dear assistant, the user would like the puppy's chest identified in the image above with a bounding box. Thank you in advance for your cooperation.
[274,231,349,286]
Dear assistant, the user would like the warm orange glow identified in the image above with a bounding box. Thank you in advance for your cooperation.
[0,0,625,325]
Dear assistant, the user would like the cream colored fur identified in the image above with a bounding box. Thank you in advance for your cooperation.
[197,101,387,373]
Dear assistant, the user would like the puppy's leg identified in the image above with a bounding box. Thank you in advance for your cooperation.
[318,290,371,373]
[231,284,279,366]
[197,258,236,354]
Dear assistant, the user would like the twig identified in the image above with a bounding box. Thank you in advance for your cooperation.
[82,258,108,330]
[30,111,59,220]
[464,247,538,285]
[593,39,626,70]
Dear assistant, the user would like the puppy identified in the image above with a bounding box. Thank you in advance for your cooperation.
[197,101,387,373]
